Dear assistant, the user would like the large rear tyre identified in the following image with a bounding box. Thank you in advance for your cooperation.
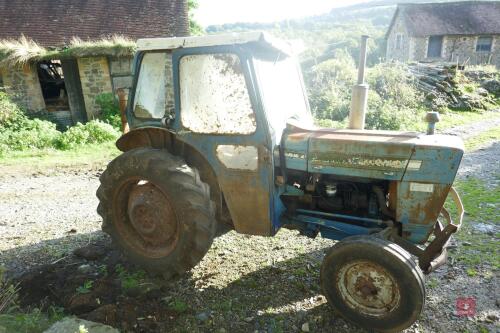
[96,148,216,279]
[320,235,425,333]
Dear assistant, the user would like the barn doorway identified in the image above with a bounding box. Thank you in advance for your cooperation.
[37,60,68,112]
[36,59,87,128]
[427,36,443,58]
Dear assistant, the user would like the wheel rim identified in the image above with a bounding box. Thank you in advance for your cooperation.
[113,178,179,258]
[336,260,401,317]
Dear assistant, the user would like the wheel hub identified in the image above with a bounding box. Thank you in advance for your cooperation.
[127,182,177,246]
[111,179,179,258]
[337,260,400,317]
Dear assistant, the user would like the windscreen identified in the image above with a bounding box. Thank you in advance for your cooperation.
[253,54,313,138]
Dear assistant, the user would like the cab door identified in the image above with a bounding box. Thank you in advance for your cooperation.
[171,47,275,236]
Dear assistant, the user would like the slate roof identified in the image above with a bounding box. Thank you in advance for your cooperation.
[0,0,189,46]
[388,1,500,37]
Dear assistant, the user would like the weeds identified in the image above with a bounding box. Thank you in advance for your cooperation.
[168,299,189,313]
[76,281,94,294]
[0,266,18,314]
[0,267,65,332]
[115,264,146,291]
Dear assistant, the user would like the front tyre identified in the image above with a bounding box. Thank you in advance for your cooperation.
[97,148,216,279]
[320,235,425,333]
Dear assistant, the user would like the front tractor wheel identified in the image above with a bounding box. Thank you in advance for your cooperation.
[320,236,425,333]
[97,148,216,279]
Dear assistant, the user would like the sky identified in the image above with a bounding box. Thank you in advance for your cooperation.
[194,0,369,26]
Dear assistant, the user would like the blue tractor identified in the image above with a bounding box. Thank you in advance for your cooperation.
[97,32,464,332]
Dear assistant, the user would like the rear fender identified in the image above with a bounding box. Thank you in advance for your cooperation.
[116,127,227,225]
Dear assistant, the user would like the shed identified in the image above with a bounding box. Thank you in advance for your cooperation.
[0,0,188,127]
[385,1,500,67]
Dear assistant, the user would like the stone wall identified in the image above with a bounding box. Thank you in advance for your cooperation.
[386,16,410,62]
[109,56,133,96]
[0,64,45,111]
[409,34,500,67]
[411,37,427,61]
[77,57,113,120]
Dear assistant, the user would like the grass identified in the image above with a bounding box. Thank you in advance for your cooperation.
[168,299,190,313]
[0,35,135,66]
[464,126,500,151]
[447,177,500,269]
[0,142,120,174]
[408,109,500,133]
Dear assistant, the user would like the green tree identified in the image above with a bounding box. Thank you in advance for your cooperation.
[188,0,204,35]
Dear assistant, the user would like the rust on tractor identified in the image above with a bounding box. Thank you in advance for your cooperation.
[113,178,179,259]
[116,127,173,152]
[337,260,400,316]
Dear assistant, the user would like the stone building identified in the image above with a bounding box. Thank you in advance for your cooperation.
[386,1,500,67]
[0,0,188,127]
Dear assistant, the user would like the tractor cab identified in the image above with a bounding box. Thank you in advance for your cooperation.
[122,32,315,236]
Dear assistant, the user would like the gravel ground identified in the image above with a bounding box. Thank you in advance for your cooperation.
[1,122,499,332]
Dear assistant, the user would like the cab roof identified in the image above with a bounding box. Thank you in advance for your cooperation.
[136,32,294,55]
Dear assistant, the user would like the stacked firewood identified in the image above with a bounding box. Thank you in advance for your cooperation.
[408,63,497,111]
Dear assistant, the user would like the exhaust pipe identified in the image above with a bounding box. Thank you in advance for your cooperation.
[348,35,369,130]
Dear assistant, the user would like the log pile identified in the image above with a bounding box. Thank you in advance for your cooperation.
[408,63,497,111]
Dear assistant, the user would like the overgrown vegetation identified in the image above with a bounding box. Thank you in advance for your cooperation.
[0,92,120,156]
[0,35,135,67]
[95,93,122,129]
[0,266,64,333]
[306,51,426,130]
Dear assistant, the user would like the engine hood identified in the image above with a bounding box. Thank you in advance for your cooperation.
[282,127,464,183]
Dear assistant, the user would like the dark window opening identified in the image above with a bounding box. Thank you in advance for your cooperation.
[476,36,492,52]
[37,60,69,111]
[427,36,443,58]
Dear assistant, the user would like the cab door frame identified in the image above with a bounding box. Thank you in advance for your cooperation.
[171,45,275,236]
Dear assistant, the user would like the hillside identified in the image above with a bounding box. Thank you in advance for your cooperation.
[204,0,500,131]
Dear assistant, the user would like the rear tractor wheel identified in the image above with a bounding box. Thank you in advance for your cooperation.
[320,235,425,333]
[97,148,216,279]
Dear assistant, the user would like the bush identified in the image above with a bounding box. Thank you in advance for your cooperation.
[307,59,425,131]
[0,92,25,128]
[56,120,120,150]
[367,63,422,109]
[95,93,121,129]
[0,92,119,155]
[307,50,356,121]
[0,119,60,151]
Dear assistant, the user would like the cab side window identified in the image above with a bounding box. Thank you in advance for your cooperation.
[179,53,256,134]
[133,52,174,119]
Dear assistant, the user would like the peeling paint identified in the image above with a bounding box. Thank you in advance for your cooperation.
[311,153,408,171]
[216,145,258,170]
